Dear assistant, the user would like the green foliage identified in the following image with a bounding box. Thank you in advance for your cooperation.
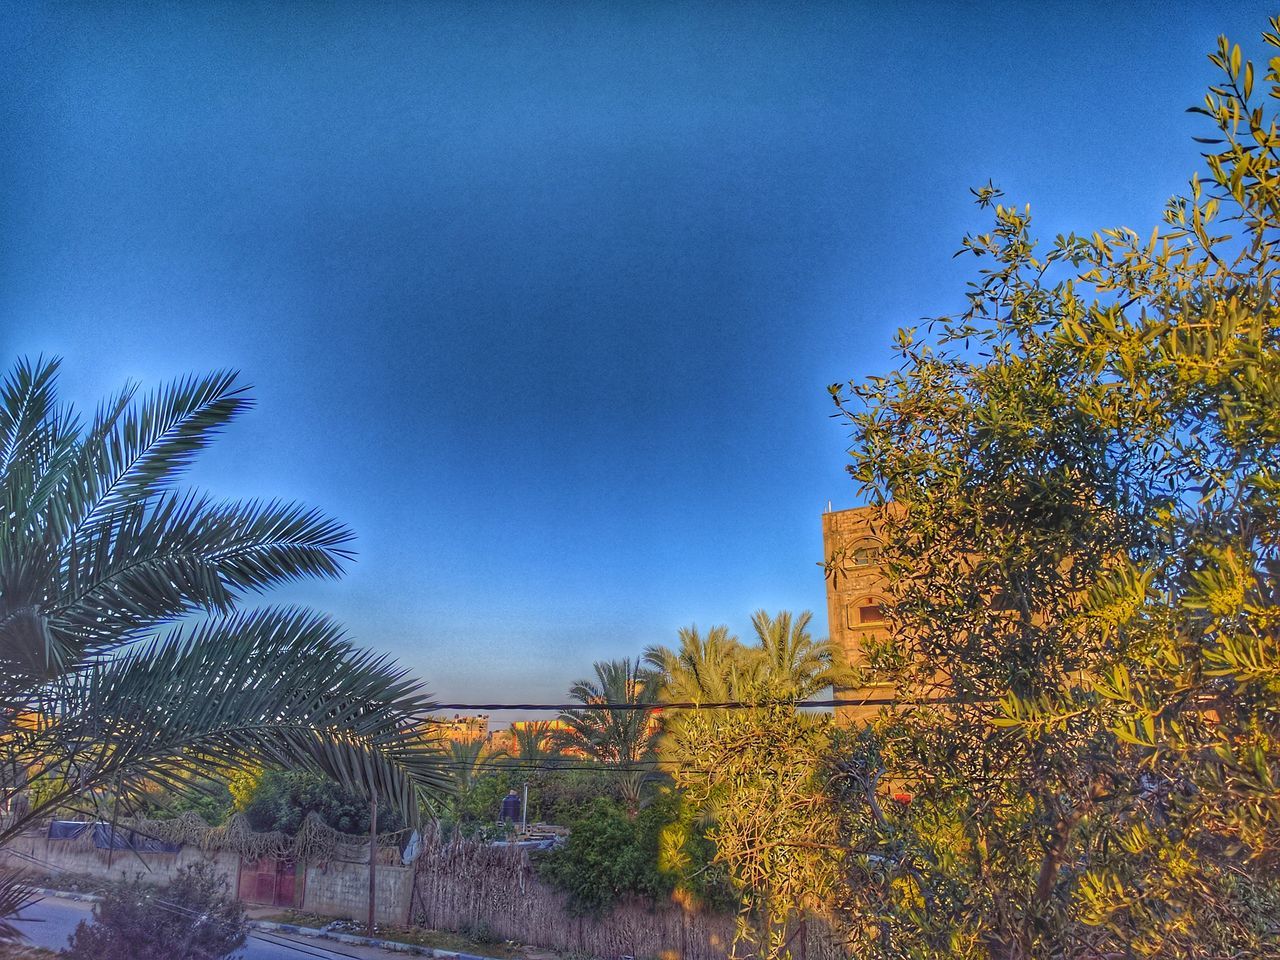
[828,19,1280,960]
[528,767,618,827]
[238,769,403,836]
[671,706,840,959]
[444,770,515,836]
[538,797,656,914]
[136,775,234,826]
[537,793,725,915]
[61,861,246,960]
[0,359,451,942]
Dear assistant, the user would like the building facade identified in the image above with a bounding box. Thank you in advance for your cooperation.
[821,505,892,723]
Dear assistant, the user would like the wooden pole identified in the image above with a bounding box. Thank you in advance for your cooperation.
[367,793,378,937]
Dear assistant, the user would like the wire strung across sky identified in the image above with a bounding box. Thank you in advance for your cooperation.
[422,695,911,715]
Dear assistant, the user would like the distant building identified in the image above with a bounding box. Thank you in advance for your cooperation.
[432,714,490,743]
[821,505,892,723]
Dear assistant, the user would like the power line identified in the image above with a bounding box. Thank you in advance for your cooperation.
[423,695,910,714]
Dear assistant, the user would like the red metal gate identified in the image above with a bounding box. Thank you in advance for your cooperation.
[236,857,302,908]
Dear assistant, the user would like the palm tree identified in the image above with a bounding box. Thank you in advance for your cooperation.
[509,721,562,769]
[643,625,763,770]
[555,659,659,812]
[750,609,848,699]
[0,358,450,941]
[443,736,507,791]
[642,624,758,703]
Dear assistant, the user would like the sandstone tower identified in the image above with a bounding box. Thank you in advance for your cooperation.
[821,505,892,723]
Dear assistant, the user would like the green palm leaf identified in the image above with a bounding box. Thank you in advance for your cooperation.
[0,357,452,943]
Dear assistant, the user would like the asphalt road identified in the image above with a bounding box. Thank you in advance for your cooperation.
[9,895,413,960]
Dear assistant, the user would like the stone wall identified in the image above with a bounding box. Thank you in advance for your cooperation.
[301,859,414,926]
[1,828,239,890]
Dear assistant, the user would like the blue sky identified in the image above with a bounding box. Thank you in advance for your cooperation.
[1,1,1268,714]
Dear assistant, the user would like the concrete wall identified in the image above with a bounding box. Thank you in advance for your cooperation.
[302,860,413,926]
[1,830,239,890]
[2,829,413,926]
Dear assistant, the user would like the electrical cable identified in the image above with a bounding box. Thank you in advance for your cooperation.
[422,695,916,714]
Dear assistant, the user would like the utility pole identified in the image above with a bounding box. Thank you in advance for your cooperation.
[367,793,378,937]
[521,781,528,835]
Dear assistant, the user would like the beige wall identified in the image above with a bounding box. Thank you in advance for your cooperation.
[1,830,239,890]
[821,505,893,723]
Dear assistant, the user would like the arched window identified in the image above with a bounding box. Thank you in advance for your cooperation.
[849,539,883,567]
[846,595,889,628]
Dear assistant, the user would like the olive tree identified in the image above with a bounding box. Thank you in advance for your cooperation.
[829,21,1280,959]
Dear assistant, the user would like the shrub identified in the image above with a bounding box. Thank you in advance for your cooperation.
[238,769,402,835]
[537,791,731,914]
[537,797,656,914]
[61,861,246,960]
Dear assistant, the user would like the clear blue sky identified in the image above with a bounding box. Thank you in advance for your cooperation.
[1,1,1268,714]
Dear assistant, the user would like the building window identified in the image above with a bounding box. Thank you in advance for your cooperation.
[850,540,882,566]
[846,600,888,628]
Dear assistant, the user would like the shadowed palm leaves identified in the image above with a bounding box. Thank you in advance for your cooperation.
[556,659,658,812]
[510,721,563,769]
[0,358,450,941]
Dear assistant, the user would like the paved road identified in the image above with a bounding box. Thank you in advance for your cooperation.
[10,895,415,959]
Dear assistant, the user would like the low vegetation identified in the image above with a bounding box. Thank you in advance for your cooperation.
[61,862,246,960]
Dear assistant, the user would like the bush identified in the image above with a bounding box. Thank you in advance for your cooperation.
[536,792,730,914]
[61,861,246,960]
[528,767,618,826]
[136,776,234,825]
[239,769,402,835]
[537,798,654,914]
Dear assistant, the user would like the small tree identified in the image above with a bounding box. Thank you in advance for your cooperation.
[556,659,660,813]
[671,705,840,959]
[62,861,246,960]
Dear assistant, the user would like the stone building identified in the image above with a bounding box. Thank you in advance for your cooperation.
[821,505,892,723]
[432,714,489,743]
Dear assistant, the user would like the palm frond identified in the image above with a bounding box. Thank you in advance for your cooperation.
[0,356,62,480]
[61,369,250,539]
[48,495,354,658]
[556,658,659,766]
[0,870,39,945]
[17,608,450,831]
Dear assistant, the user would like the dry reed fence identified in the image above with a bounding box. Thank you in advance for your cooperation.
[103,811,409,866]
[409,823,849,960]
